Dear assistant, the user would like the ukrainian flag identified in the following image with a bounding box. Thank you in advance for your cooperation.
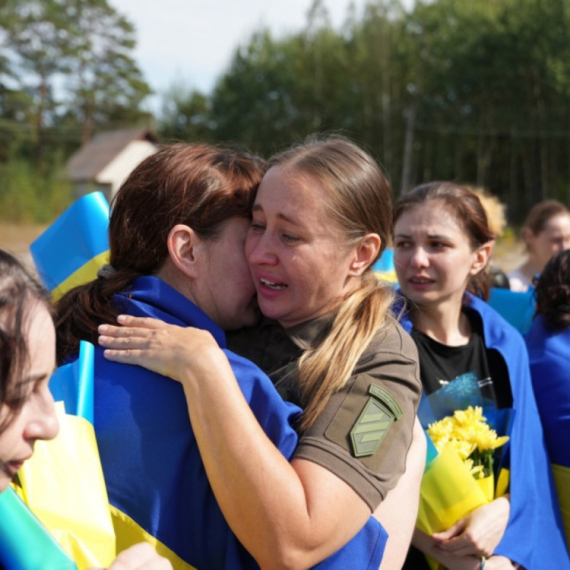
[14,341,116,570]
[30,192,110,301]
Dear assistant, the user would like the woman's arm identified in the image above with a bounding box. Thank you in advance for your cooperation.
[375,417,426,570]
[99,316,371,569]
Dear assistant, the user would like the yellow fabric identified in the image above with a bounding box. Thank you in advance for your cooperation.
[374,270,398,284]
[17,403,115,570]
[110,506,196,570]
[416,444,488,535]
[51,250,110,302]
[552,463,570,548]
[495,468,510,499]
[476,474,494,503]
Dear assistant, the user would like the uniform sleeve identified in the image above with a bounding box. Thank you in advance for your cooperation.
[292,323,422,510]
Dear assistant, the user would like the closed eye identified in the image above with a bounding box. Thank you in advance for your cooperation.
[282,233,300,244]
[249,222,265,233]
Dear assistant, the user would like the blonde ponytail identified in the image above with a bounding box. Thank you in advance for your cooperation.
[298,272,395,432]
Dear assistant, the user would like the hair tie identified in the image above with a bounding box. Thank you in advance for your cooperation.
[97,264,117,280]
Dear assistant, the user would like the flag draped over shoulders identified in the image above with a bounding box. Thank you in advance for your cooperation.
[525,317,570,550]
[397,292,570,569]
[81,276,387,569]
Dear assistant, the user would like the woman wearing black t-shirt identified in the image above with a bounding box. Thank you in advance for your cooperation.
[393,183,569,570]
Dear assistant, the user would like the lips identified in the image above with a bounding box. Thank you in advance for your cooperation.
[6,459,26,474]
[409,276,433,284]
[259,277,287,291]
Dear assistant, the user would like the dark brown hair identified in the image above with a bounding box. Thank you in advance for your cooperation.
[534,249,570,332]
[0,249,51,433]
[268,135,395,431]
[394,182,495,301]
[55,143,265,363]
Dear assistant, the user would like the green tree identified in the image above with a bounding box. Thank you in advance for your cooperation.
[62,0,152,142]
[158,81,215,143]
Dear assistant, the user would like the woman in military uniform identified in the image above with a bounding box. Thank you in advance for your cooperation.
[99,136,424,569]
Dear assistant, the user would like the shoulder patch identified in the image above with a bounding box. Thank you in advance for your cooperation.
[350,397,396,458]
[368,384,403,420]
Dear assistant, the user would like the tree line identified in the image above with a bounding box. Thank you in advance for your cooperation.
[2,0,570,223]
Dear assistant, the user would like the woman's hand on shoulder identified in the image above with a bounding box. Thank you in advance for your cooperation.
[98,315,222,383]
[431,496,510,558]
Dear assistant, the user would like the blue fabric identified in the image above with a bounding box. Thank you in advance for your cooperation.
[487,287,535,334]
[373,248,394,273]
[50,341,95,423]
[84,276,386,569]
[29,192,109,291]
[397,292,570,569]
[525,317,570,468]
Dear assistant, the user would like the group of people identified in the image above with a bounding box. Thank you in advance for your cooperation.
[0,135,569,570]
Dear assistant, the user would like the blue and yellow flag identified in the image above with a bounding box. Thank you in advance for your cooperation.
[0,487,77,570]
[15,341,116,570]
[30,192,110,301]
[373,248,397,284]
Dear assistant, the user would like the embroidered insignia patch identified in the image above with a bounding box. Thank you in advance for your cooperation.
[350,384,403,457]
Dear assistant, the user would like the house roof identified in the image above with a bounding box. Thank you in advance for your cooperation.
[66,128,159,181]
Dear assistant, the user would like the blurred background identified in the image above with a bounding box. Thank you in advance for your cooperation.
[1,0,567,269]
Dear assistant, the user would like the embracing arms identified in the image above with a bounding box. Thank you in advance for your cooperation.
[99,316,371,569]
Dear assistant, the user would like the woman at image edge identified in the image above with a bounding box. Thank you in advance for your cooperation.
[393,182,569,570]
[0,249,172,570]
[98,136,424,570]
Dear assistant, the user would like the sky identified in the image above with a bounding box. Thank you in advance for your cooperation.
[109,0,375,113]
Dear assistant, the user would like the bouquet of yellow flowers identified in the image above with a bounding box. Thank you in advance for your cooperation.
[417,403,511,540]
[426,406,509,502]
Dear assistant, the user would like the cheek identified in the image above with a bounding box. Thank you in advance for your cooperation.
[244,233,258,261]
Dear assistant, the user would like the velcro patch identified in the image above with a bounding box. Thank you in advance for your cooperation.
[350,398,396,458]
[368,384,403,420]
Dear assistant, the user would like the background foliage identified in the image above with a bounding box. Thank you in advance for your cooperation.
[2,0,570,223]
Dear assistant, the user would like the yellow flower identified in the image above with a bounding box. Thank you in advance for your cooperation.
[427,405,509,480]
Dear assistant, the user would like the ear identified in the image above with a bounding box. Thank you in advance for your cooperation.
[470,240,493,276]
[166,224,202,278]
[349,233,382,276]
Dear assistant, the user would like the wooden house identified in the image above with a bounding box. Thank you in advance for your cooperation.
[66,129,159,203]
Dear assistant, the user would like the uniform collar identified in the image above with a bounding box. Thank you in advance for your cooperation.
[284,312,336,351]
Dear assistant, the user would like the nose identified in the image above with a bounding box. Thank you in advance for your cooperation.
[24,387,60,443]
[410,247,429,269]
[246,232,278,267]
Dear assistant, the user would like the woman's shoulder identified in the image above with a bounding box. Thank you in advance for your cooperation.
[363,319,419,365]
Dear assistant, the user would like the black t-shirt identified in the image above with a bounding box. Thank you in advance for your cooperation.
[411,308,512,409]
[402,308,512,570]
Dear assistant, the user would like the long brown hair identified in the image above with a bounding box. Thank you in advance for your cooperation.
[269,135,395,432]
[0,249,51,433]
[394,182,495,301]
[55,143,265,363]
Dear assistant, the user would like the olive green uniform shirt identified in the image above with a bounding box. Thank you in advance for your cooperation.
[227,315,422,511]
